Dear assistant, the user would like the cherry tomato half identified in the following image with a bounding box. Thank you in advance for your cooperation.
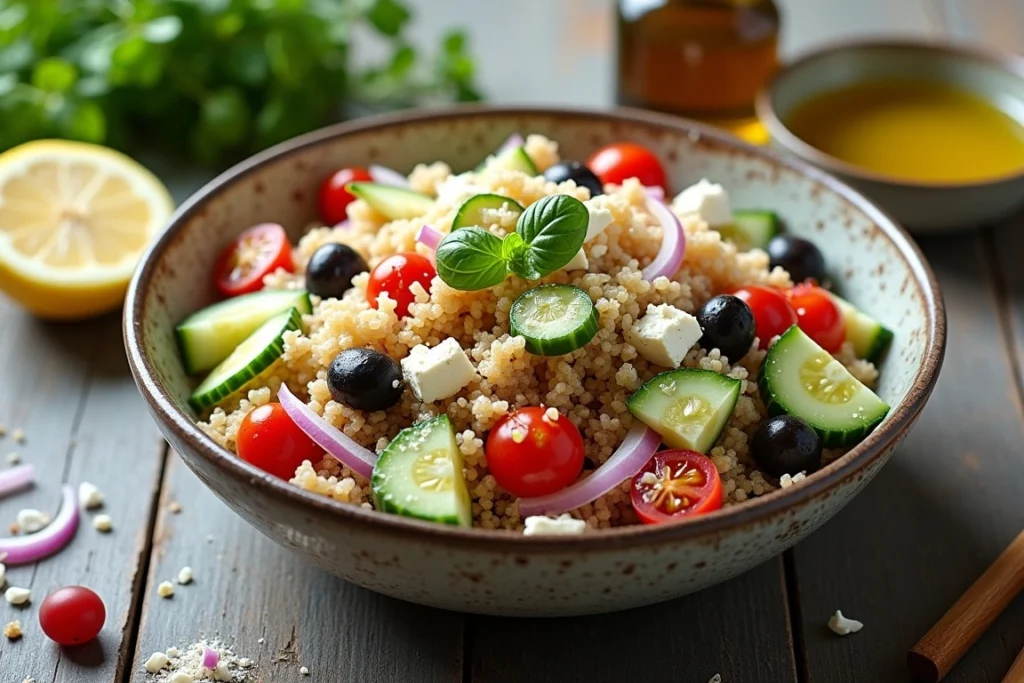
[631,450,723,524]
[237,403,323,480]
[586,142,668,193]
[732,285,798,349]
[367,252,437,318]
[486,407,585,498]
[319,167,372,225]
[39,586,106,646]
[789,283,845,352]
[213,223,293,298]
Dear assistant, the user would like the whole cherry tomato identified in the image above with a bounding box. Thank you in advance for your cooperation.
[586,142,668,193]
[788,283,845,352]
[318,167,372,225]
[39,586,106,646]
[237,403,323,480]
[486,407,585,498]
[732,285,798,349]
[367,252,437,318]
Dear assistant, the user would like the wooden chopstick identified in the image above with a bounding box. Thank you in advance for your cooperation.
[908,529,1024,683]
[1002,646,1024,683]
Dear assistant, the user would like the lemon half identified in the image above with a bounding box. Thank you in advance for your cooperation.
[0,140,174,320]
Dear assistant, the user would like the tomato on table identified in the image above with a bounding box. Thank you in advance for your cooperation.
[788,283,845,352]
[319,167,372,225]
[237,403,323,480]
[38,586,106,646]
[631,450,723,524]
[213,223,293,298]
[486,407,585,498]
[367,252,437,318]
[732,285,798,349]
[586,142,668,193]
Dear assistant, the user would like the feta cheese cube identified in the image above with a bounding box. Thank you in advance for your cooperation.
[827,610,864,636]
[625,304,703,368]
[563,249,589,271]
[583,203,614,242]
[523,514,587,536]
[672,179,733,227]
[401,338,478,403]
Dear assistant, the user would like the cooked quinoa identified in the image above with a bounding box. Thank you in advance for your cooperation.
[199,134,879,531]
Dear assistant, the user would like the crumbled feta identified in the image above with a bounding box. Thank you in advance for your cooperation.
[238,658,253,668]
[78,481,104,509]
[583,203,614,241]
[168,673,193,683]
[563,249,589,271]
[5,452,19,464]
[300,666,310,676]
[3,619,21,639]
[625,304,703,368]
[15,509,48,534]
[166,646,180,658]
[212,663,232,681]
[11,428,24,444]
[523,514,587,536]
[145,652,170,673]
[828,609,864,636]
[157,581,175,598]
[4,586,30,605]
[780,471,808,488]
[93,514,113,532]
[543,407,559,422]
[177,566,194,585]
[708,675,722,683]
[639,471,659,486]
[169,501,183,513]
[672,179,733,227]
[401,338,478,403]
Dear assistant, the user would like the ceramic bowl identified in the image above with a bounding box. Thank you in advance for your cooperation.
[124,106,945,617]
[756,41,1024,233]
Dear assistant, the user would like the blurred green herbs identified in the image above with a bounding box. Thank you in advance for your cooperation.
[0,0,481,165]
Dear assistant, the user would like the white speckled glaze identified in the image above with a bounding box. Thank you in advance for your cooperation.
[124,106,945,616]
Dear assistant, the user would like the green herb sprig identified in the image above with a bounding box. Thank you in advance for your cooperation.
[435,194,589,291]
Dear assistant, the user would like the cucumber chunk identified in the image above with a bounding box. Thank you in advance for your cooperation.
[758,325,889,448]
[830,294,894,363]
[451,193,525,230]
[189,308,302,412]
[371,415,472,527]
[716,210,780,251]
[626,369,742,453]
[483,146,538,175]
[176,290,312,375]
[510,284,598,356]
[346,182,434,220]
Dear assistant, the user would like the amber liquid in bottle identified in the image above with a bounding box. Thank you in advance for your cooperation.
[617,0,780,142]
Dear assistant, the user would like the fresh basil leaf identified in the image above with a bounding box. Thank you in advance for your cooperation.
[501,232,526,261]
[513,195,589,279]
[435,227,508,291]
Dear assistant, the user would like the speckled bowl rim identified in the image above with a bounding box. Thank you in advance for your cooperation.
[124,104,946,552]
[756,39,1024,190]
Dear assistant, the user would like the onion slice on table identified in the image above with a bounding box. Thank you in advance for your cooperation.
[495,133,524,156]
[416,225,444,252]
[277,384,376,480]
[202,645,219,670]
[0,463,33,499]
[368,164,410,189]
[517,422,661,517]
[641,195,686,281]
[0,484,78,565]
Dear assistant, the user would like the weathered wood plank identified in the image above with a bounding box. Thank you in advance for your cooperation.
[128,453,464,683]
[788,233,1024,683]
[993,220,1024,398]
[0,304,166,683]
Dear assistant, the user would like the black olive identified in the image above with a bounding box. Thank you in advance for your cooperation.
[327,348,404,412]
[751,415,822,478]
[696,294,756,362]
[766,235,828,286]
[543,161,604,197]
[306,243,368,300]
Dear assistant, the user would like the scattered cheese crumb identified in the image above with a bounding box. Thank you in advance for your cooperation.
[257,637,265,644]
[523,514,587,536]
[300,666,310,676]
[3,619,22,639]
[238,658,253,668]
[145,652,171,673]
[779,471,808,489]
[78,481,104,509]
[792,472,807,484]
[708,675,722,683]
[93,514,113,532]
[543,407,559,423]
[149,640,253,683]
[22,678,33,683]
[157,581,175,598]
[639,471,659,486]
[169,501,182,513]
[11,428,24,443]
[177,566,193,585]
[16,509,48,534]
[212,663,232,681]
[6,452,19,465]
[828,609,864,636]
[167,673,193,683]
[0,561,6,586]
[205,534,215,543]
[166,646,180,658]
[5,586,30,605]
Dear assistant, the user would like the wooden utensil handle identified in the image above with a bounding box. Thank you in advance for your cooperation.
[908,529,1024,683]
[1002,645,1024,683]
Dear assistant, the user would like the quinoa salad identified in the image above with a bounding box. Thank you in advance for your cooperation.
[177,134,893,534]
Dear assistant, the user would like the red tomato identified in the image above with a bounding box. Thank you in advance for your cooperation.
[367,252,437,318]
[486,407,585,498]
[213,223,293,298]
[788,283,845,352]
[732,285,798,349]
[586,142,668,193]
[38,586,106,646]
[237,403,323,480]
[631,450,723,524]
[319,167,372,225]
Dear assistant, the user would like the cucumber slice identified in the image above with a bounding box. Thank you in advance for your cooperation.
[189,308,302,412]
[717,210,780,251]
[176,290,312,375]
[830,294,894,363]
[483,146,538,175]
[346,182,434,220]
[371,415,472,527]
[451,193,525,230]
[758,325,890,448]
[510,284,599,356]
[626,369,742,453]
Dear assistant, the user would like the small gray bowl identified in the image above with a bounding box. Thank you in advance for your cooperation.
[757,41,1024,233]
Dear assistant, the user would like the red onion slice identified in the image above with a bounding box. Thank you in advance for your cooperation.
[0,464,33,499]
[643,185,665,200]
[202,645,219,670]
[641,195,686,281]
[416,224,443,252]
[368,164,410,189]
[495,133,524,156]
[333,219,351,230]
[0,484,78,565]
[518,423,661,517]
[277,384,376,480]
